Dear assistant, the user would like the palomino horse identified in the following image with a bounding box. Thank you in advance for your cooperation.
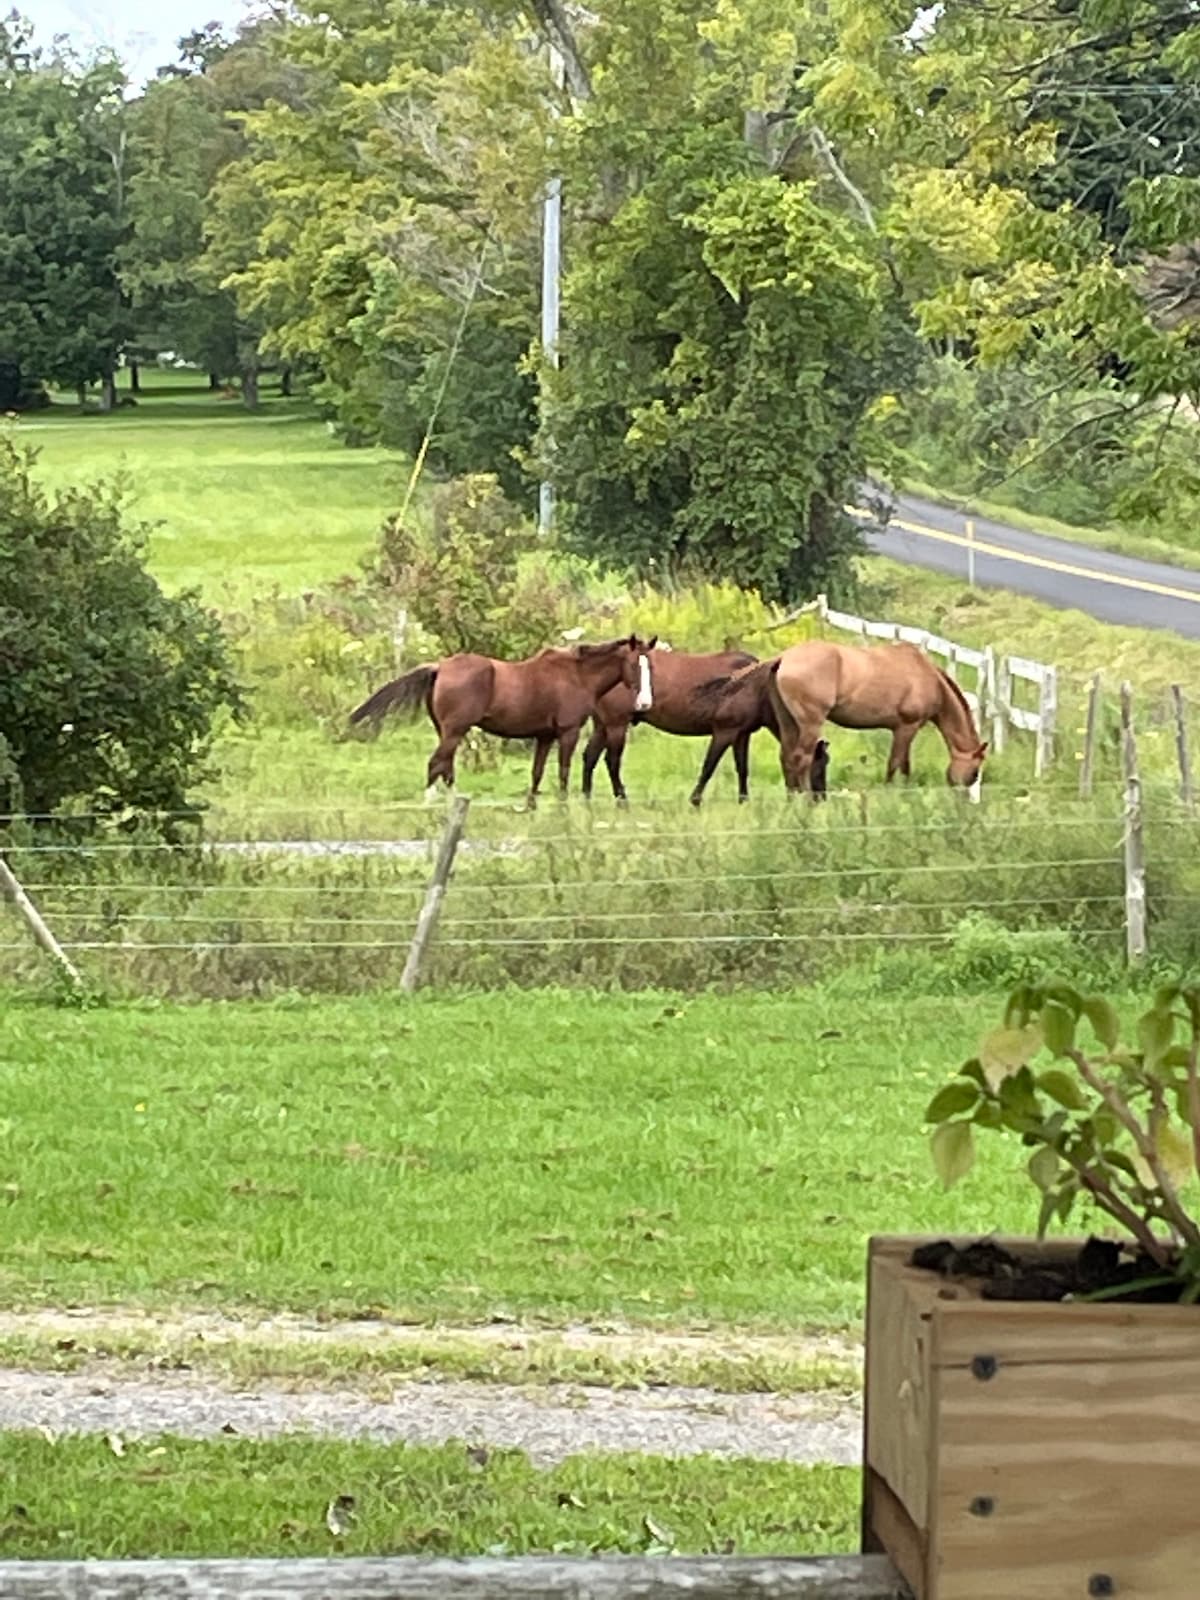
[709,641,986,793]
[583,648,770,806]
[585,646,831,804]
[349,636,656,804]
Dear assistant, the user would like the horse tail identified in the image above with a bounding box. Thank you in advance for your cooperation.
[349,664,437,728]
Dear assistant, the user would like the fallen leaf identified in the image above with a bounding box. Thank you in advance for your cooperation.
[325,1494,356,1538]
[643,1514,674,1546]
[106,1433,125,1458]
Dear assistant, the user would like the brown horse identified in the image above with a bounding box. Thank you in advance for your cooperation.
[709,641,986,793]
[349,636,656,804]
[582,648,770,806]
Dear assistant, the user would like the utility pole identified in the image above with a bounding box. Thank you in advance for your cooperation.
[538,44,564,538]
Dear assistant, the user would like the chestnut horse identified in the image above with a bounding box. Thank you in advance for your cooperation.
[707,641,986,793]
[349,636,656,804]
[585,646,831,804]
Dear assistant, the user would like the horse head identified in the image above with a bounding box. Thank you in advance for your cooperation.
[615,634,657,711]
[947,742,988,788]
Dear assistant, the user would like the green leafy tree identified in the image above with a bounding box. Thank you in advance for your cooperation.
[0,18,134,409]
[0,440,242,818]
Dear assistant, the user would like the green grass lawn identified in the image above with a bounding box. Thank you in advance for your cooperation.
[0,1434,858,1560]
[17,376,404,599]
[0,987,1082,1328]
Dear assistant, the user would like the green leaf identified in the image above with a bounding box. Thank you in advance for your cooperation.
[1156,1122,1195,1187]
[1138,1007,1176,1072]
[1040,1000,1077,1058]
[1003,985,1035,1030]
[1028,1145,1060,1192]
[925,1080,981,1124]
[931,1121,975,1189]
[959,1058,987,1088]
[1037,1068,1089,1111]
[979,1024,1042,1089]
[1080,995,1121,1052]
[1036,1188,1057,1238]
[997,1065,1042,1124]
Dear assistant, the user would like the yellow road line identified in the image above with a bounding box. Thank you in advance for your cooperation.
[846,505,1200,609]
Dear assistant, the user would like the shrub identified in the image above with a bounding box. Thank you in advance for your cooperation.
[0,439,242,819]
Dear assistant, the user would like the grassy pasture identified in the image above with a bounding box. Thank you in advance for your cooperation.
[17,376,402,600]
[0,987,1099,1327]
[0,1433,858,1561]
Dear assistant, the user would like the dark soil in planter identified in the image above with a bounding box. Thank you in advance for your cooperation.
[910,1236,1193,1304]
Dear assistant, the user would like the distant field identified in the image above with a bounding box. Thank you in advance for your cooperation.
[0,986,1071,1327]
[18,375,403,599]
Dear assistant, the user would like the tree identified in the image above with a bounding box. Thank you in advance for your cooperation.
[0,18,134,409]
[0,440,243,818]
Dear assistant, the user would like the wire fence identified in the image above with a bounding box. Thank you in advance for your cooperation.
[2,784,1168,998]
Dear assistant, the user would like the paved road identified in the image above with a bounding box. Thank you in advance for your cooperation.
[852,486,1200,639]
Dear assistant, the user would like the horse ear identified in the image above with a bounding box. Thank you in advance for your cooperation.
[627,634,637,649]
[976,742,989,759]
[647,635,658,650]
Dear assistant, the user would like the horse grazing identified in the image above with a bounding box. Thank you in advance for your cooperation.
[349,636,656,805]
[582,648,772,806]
[711,641,986,793]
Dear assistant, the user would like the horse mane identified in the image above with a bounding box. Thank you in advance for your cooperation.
[691,656,778,712]
[570,638,625,659]
[936,667,979,738]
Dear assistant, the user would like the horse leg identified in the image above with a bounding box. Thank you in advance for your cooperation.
[580,721,606,799]
[603,729,629,802]
[557,727,581,800]
[733,731,752,804]
[525,735,554,809]
[425,726,463,799]
[887,724,919,783]
[690,732,733,807]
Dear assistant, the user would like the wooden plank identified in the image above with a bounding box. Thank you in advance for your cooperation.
[935,1350,1200,1599]
[1006,656,1048,682]
[1171,684,1194,810]
[0,1556,912,1599]
[1034,667,1057,775]
[1006,707,1039,734]
[864,1244,934,1533]
[933,1299,1200,1368]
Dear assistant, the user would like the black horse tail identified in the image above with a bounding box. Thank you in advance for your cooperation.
[349,664,437,728]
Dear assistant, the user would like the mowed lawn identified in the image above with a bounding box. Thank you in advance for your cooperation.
[0,988,1041,1327]
[17,378,404,599]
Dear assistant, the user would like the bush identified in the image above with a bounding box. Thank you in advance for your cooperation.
[369,474,585,659]
[0,440,243,819]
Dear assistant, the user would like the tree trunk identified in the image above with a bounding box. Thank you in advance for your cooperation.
[241,366,259,410]
[77,384,88,409]
[100,372,117,412]
[280,366,292,397]
[129,361,140,394]
[209,371,220,390]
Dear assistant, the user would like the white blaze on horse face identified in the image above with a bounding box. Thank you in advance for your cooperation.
[634,653,653,712]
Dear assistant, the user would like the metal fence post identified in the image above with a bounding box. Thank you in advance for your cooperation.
[401,795,470,994]
[1079,671,1101,798]
[1120,682,1147,965]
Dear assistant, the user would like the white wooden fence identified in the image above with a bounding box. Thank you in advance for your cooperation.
[813,595,1058,776]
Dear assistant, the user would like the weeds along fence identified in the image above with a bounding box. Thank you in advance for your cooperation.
[3,687,1196,1001]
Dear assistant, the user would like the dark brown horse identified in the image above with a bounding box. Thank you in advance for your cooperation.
[582,647,771,806]
[349,636,656,804]
[708,641,986,793]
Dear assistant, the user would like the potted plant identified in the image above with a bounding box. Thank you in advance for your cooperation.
[862,981,1200,1600]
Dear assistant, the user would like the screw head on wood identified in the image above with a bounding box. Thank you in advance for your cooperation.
[969,1496,995,1517]
[1088,1577,1116,1597]
[970,1354,998,1381]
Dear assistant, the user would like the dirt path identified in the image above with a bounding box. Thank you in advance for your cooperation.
[0,1308,862,1466]
[0,1367,860,1466]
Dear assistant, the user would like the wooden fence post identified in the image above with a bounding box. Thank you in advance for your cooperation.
[1120,682,1147,965]
[0,854,83,990]
[392,606,409,669]
[993,657,1010,754]
[1035,666,1058,777]
[1079,671,1101,798]
[401,795,470,994]
[1170,684,1194,811]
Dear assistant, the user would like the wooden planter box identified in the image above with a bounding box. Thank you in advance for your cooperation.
[862,1235,1200,1600]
